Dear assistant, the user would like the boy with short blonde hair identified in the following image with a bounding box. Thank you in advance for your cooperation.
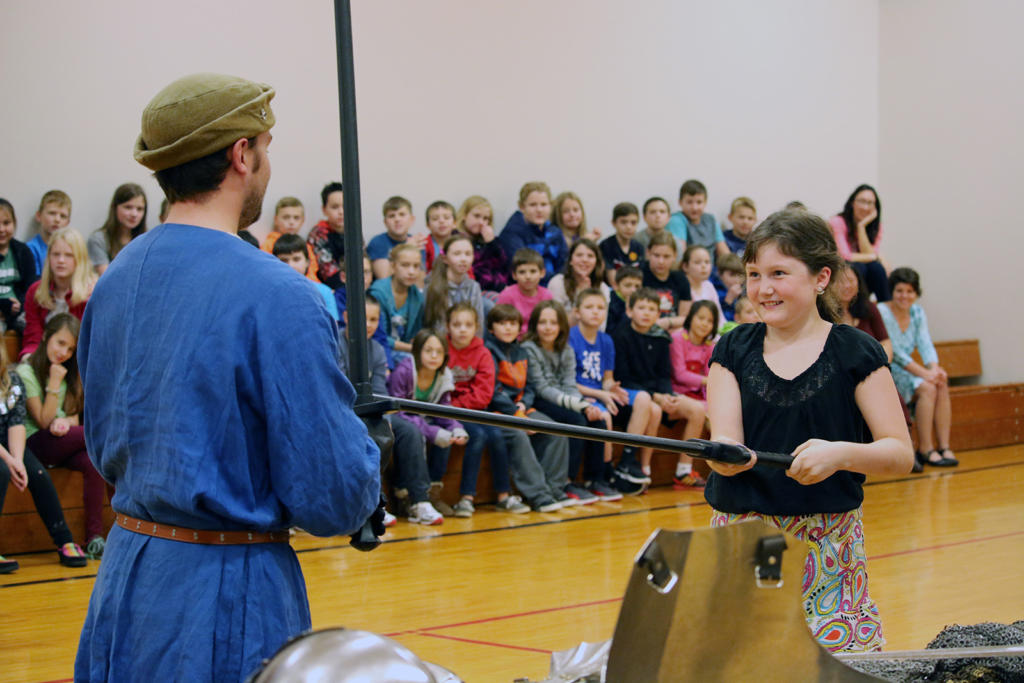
[368,196,426,281]
[28,190,72,276]
[262,197,320,280]
[724,196,757,255]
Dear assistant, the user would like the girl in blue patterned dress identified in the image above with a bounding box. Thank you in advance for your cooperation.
[878,267,957,467]
[705,209,914,653]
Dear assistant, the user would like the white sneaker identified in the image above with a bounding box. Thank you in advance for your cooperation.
[382,510,397,528]
[409,501,444,526]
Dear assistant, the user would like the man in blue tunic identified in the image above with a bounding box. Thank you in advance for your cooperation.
[75,73,381,682]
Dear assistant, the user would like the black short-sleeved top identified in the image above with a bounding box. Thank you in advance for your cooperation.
[705,322,888,515]
[0,373,27,450]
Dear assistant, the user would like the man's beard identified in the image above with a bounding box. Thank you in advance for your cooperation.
[238,183,265,230]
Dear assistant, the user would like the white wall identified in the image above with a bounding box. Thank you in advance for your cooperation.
[879,0,1024,384]
[2,0,878,243]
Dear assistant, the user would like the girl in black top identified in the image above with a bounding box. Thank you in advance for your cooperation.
[706,209,912,653]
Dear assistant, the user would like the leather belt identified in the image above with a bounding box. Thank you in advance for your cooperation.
[116,513,290,545]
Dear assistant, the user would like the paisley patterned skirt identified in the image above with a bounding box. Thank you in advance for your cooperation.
[710,507,885,653]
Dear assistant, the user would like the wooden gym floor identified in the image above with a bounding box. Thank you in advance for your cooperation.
[1,444,1022,683]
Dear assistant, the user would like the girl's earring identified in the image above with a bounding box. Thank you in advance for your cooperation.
[816,286,825,295]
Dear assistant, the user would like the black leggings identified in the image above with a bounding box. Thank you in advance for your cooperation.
[0,448,74,549]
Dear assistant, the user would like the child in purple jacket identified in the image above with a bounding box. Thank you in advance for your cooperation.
[387,328,469,522]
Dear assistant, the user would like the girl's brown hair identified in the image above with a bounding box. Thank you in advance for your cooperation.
[552,191,588,242]
[446,301,479,335]
[524,300,570,352]
[27,313,83,415]
[424,234,474,332]
[99,183,148,260]
[742,209,843,323]
[562,238,606,306]
[410,328,449,378]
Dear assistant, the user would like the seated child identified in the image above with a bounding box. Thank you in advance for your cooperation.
[335,253,374,326]
[336,293,430,527]
[608,265,642,334]
[273,234,338,321]
[456,195,510,296]
[666,179,730,262]
[424,235,483,336]
[570,288,659,490]
[485,304,572,511]
[546,239,610,328]
[367,243,425,358]
[636,196,682,254]
[723,196,757,256]
[641,232,691,333]
[682,244,725,329]
[368,196,424,281]
[27,190,72,277]
[552,191,602,250]
[715,252,745,322]
[599,202,645,286]
[423,200,456,274]
[496,248,553,338]
[386,329,469,523]
[307,182,348,289]
[612,289,708,487]
[445,303,529,517]
[499,181,566,285]
[523,301,621,501]
[670,300,719,401]
[262,197,319,280]
[0,199,39,333]
[719,295,759,335]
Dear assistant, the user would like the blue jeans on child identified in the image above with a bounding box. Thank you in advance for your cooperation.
[459,422,511,497]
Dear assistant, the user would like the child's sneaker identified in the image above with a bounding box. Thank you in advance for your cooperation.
[58,542,88,567]
[86,535,106,559]
[408,501,444,526]
[495,495,530,514]
[615,459,652,485]
[609,471,647,496]
[587,479,623,502]
[673,472,707,489]
[382,510,398,528]
[453,498,475,518]
[563,483,597,505]
[532,496,563,513]
[0,555,18,574]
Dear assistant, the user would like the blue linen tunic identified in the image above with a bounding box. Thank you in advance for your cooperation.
[74,224,380,682]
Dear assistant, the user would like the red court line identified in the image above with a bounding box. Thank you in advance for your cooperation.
[38,679,73,683]
[869,529,1024,560]
[385,597,622,637]
[416,631,552,655]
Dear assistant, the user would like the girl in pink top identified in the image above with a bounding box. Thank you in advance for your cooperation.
[827,184,890,302]
[669,300,718,401]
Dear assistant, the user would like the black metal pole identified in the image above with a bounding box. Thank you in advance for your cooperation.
[333,0,371,405]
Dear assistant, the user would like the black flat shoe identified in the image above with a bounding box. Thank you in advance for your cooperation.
[935,448,959,467]
[0,555,18,574]
[923,449,956,467]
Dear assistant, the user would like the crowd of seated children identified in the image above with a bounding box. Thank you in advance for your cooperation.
[546,239,610,329]
[424,235,484,336]
[307,182,347,288]
[273,234,338,321]
[552,191,602,250]
[0,199,38,333]
[18,313,106,557]
[599,202,645,285]
[423,200,456,274]
[500,182,566,285]
[612,288,708,488]
[87,183,147,277]
[22,228,95,360]
[497,248,553,338]
[484,304,571,512]
[368,196,426,281]
[263,197,320,280]
[27,190,72,277]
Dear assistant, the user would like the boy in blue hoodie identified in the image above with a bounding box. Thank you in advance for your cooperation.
[484,304,576,510]
[499,181,567,285]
